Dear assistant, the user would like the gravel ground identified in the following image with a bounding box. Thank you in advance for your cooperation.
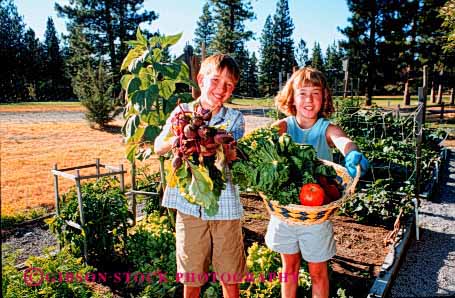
[389,148,455,297]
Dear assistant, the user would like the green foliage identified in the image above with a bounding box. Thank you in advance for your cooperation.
[47,178,133,264]
[440,0,455,53]
[73,61,120,127]
[121,28,195,163]
[2,247,109,298]
[209,0,254,54]
[232,127,336,205]
[240,242,312,297]
[339,179,414,223]
[0,207,49,229]
[55,0,158,73]
[333,106,444,224]
[129,212,178,297]
[193,2,216,56]
[311,42,324,71]
[135,166,161,214]
[258,0,296,96]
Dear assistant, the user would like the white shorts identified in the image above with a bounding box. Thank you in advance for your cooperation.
[265,215,336,263]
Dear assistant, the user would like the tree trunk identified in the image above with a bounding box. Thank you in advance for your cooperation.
[104,0,116,71]
[366,2,377,106]
[431,82,436,103]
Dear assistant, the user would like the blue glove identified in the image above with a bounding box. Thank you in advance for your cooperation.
[345,150,369,178]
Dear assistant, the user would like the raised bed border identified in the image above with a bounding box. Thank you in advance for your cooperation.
[367,147,448,298]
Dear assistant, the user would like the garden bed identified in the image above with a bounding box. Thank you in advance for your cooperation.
[2,193,391,298]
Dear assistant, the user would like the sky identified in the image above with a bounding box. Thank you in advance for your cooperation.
[15,0,350,56]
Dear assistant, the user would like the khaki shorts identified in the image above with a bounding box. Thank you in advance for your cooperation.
[175,211,247,287]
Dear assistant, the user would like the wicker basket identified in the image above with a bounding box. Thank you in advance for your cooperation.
[260,160,361,225]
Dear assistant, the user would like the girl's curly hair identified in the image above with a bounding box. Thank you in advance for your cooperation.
[275,67,334,118]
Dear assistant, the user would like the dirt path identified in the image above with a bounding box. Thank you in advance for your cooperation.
[389,148,455,297]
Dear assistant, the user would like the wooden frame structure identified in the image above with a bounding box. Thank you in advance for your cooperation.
[52,159,126,261]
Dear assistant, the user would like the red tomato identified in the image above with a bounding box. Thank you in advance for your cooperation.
[299,183,325,206]
[324,184,341,202]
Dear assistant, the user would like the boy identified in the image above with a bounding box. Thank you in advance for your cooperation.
[154,54,246,298]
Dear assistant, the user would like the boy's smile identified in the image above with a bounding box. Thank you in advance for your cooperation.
[197,68,236,115]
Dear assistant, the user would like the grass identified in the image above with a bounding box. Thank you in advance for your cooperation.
[0,101,84,112]
[0,117,159,218]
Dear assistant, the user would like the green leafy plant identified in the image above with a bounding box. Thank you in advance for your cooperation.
[240,242,312,297]
[135,166,162,214]
[2,247,110,298]
[120,28,196,163]
[128,211,178,297]
[232,127,337,205]
[47,178,133,265]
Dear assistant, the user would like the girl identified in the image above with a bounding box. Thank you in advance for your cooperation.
[265,67,368,298]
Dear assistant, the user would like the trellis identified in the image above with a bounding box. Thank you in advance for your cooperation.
[52,159,126,261]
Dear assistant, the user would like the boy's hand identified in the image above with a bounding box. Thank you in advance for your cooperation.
[345,150,369,178]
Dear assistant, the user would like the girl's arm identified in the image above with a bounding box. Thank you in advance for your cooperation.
[326,124,358,156]
[271,119,287,135]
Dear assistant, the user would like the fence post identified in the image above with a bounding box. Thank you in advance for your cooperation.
[53,164,61,251]
[440,102,445,123]
[450,88,454,105]
[75,169,88,261]
[96,158,100,180]
[131,160,137,227]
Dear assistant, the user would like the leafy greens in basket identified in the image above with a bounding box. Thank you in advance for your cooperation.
[232,127,337,205]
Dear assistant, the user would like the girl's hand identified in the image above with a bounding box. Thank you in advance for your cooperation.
[345,150,369,177]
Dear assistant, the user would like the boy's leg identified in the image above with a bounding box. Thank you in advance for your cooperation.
[308,261,329,298]
[211,219,246,298]
[183,286,201,298]
[176,212,211,293]
[281,253,301,298]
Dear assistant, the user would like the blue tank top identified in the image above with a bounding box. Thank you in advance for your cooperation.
[285,117,333,161]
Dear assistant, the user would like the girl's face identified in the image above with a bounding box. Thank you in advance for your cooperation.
[293,84,323,120]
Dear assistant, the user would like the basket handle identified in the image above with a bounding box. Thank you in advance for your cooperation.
[346,165,361,195]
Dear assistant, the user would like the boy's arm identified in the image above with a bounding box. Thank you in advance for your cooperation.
[154,108,179,156]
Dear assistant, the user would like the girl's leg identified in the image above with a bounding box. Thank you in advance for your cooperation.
[308,261,329,298]
[281,253,301,298]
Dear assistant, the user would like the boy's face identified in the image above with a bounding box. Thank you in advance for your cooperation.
[293,84,323,119]
[197,68,236,112]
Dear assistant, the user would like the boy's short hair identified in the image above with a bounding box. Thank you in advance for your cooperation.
[198,54,240,83]
[275,67,334,118]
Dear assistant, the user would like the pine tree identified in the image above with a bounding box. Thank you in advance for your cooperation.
[311,42,324,72]
[23,28,46,100]
[209,0,255,96]
[271,0,296,73]
[0,0,26,101]
[246,52,259,97]
[43,17,66,100]
[236,46,251,96]
[296,38,309,67]
[73,61,119,128]
[258,15,277,96]
[67,26,96,90]
[55,0,158,73]
[193,2,215,56]
[209,0,255,55]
